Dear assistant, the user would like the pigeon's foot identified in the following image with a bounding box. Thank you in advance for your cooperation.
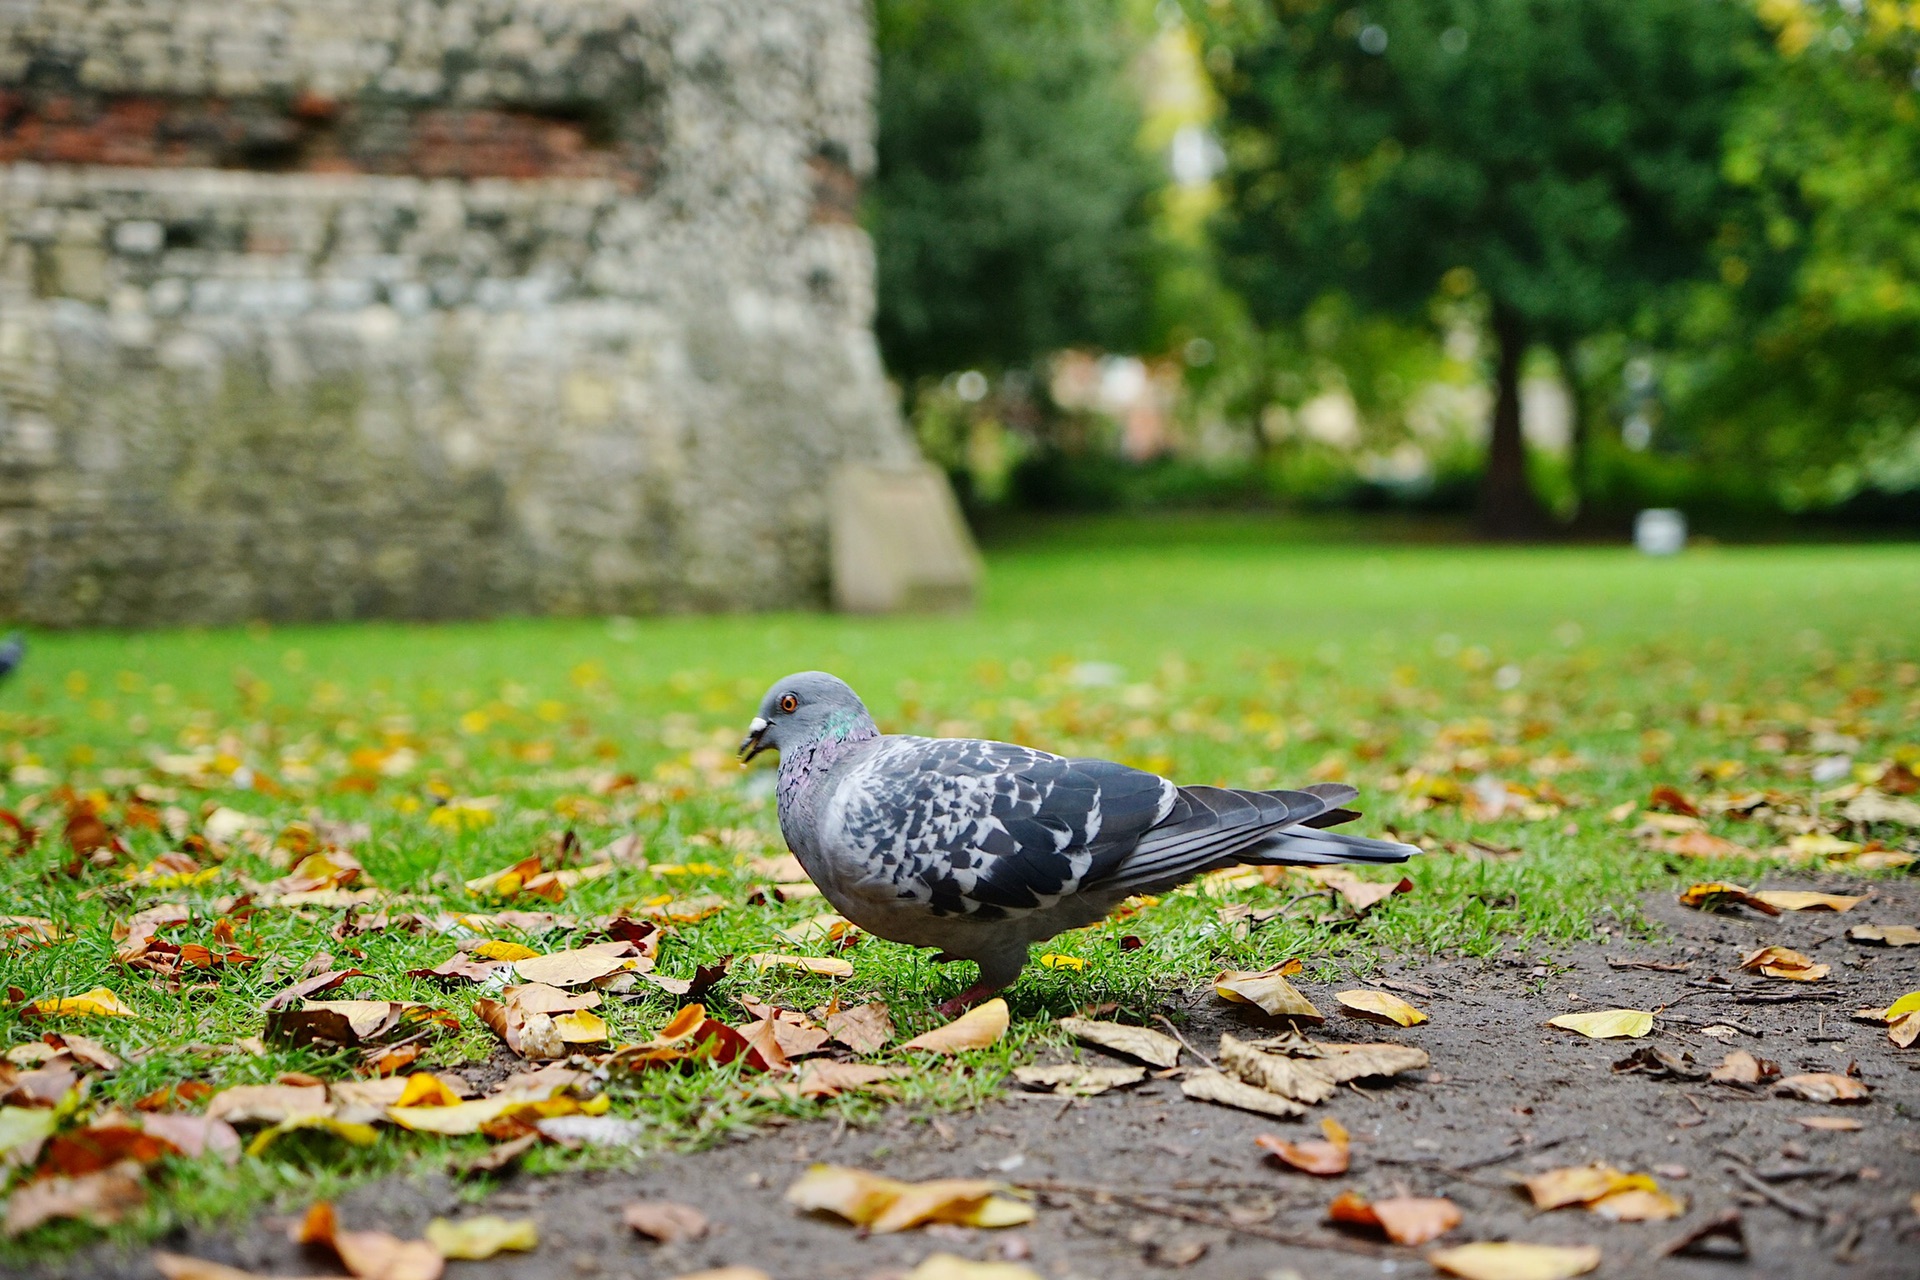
[934,980,1006,1018]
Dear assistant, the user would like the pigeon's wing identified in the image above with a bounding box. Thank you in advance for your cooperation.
[831,738,1177,920]
[1085,781,1365,895]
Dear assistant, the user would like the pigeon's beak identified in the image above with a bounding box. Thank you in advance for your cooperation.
[739,716,771,764]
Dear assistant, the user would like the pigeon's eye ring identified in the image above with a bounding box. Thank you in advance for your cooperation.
[778,693,799,714]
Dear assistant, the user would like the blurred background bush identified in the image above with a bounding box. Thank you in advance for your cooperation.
[868,0,1920,538]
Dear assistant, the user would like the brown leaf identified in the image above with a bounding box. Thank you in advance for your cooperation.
[1657,1207,1747,1260]
[607,1005,764,1072]
[1847,923,1920,947]
[825,1002,895,1054]
[138,1114,242,1164]
[785,1164,1032,1232]
[1428,1242,1601,1280]
[1648,784,1701,817]
[204,1084,331,1126]
[1327,1190,1461,1245]
[260,969,364,1012]
[1056,1016,1181,1069]
[405,955,508,986]
[152,1252,336,1280]
[1218,1033,1336,1104]
[291,1201,444,1280]
[1772,1073,1870,1104]
[3,1164,145,1236]
[474,998,566,1061]
[1676,882,1779,916]
[1737,945,1829,982]
[1010,1064,1146,1096]
[40,1124,178,1175]
[1178,1069,1305,1118]
[513,947,635,987]
[1213,964,1323,1021]
[786,1061,905,1099]
[898,999,1010,1054]
[1294,867,1414,914]
[1707,1050,1779,1086]
[623,1199,710,1243]
[1790,1115,1863,1131]
[1650,831,1757,859]
[453,1132,539,1177]
[1256,1117,1350,1175]
[1751,890,1867,913]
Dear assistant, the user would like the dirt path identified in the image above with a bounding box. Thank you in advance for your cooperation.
[35,880,1920,1280]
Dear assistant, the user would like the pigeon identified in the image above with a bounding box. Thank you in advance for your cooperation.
[741,671,1419,1014]
[0,633,21,686]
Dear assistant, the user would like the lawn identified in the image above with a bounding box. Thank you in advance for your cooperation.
[3,520,1917,1257]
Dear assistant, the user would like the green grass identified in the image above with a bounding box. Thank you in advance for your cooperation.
[3,518,1917,1255]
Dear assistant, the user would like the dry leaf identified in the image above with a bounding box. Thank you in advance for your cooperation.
[746,953,855,978]
[22,987,138,1019]
[1707,1050,1779,1086]
[3,1164,145,1235]
[292,1202,443,1280]
[1791,1115,1863,1131]
[0,1106,60,1159]
[513,948,633,987]
[424,1216,537,1259]
[904,1255,1045,1280]
[1676,882,1779,915]
[1427,1242,1601,1280]
[623,1200,710,1243]
[244,1115,380,1157]
[139,1114,242,1163]
[1301,1040,1431,1081]
[470,940,540,962]
[1651,831,1757,860]
[668,1271,770,1280]
[1524,1165,1668,1212]
[1737,945,1829,982]
[1010,1064,1145,1096]
[1890,1010,1920,1048]
[1752,890,1866,912]
[1255,1116,1349,1175]
[1546,1009,1653,1039]
[1336,989,1428,1027]
[40,1124,178,1176]
[1213,963,1323,1021]
[1218,1033,1336,1104]
[152,1253,334,1280]
[1179,1068,1305,1118]
[260,969,365,1012]
[1328,1190,1461,1245]
[474,999,565,1061]
[759,1061,906,1101]
[1848,923,1920,947]
[898,999,1009,1054]
[1056,1016,1181,1069]
[1589,1185,1685,1221]
[824,1002,894,1054]
[785,1164,1032,1232]
[205,1084,331,1126]
[1295,867,1414,913]
[1772,1073,1870,1103]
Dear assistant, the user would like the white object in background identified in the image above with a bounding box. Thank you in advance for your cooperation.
[1634,508,1687,556]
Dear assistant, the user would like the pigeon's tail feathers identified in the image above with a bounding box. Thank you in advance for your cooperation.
[1237,825,1419,866]
[1092,783,1385,895]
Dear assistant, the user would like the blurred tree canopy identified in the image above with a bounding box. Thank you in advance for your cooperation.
[869,0,1162,383]
[1194,0,1757,533]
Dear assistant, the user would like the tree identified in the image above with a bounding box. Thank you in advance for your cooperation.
[870,0,1162,382]
[1194,0,1755,534]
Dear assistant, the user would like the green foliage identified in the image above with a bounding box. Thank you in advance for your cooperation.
[870,0,1162,379]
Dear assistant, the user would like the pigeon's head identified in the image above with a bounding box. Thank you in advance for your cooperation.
[740,671,876,763]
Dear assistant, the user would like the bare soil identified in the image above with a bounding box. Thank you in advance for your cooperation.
[34,879,1920,1280]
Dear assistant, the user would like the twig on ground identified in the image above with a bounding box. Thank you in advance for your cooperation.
[1153,1014,1217,1072]
[1726,1163,1822,1221]
[1017,1178,1392,1257]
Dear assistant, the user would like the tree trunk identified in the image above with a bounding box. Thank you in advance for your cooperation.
[1552,336,1588,525]
[1478,308,1546,538]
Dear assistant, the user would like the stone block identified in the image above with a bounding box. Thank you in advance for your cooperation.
[828,462,979,614]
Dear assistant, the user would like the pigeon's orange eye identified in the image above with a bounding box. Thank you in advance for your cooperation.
[779,693,799,714]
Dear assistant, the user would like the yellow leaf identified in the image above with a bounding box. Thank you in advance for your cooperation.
[471,940,540,962]
[1588,1185,1685,1221]
[784,1164,1033,1233]
[425,1215,538,1259]
[0,1107,59,1158]
[243,1115,378,1157]
[1848,924,1920,946]
[1546,1009,1653,1039]
[746,953,855,978]
[385,1098,520,1135]
[1427,1242,1601,1280]
[1751,890,1866,912]
[1037,953,1086,971]
[24,987,138,1019]
[897,999,1010,1054]
[553,1010,609,1044]
[1885,991,1920,1020]
[905,1254,1045,1280]
[1335,989,1428,1027]
[394,1074,464,1108]
[1786,833,1861,858]
[1213,964,1323,1020]
[1524,1165,1638,1210]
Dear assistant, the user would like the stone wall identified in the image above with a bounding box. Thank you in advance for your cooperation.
[0,0,916,625]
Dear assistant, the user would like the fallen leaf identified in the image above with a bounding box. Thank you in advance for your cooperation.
[825,1002,895,1054]
[667,1270,770,1280]
[513,948,634,987]
[269,1001,456,1050]
[205,1084,331,1126]
[1057,1016,1181,1069]
[0,1106,59,1160]
[1011,1064,1146,1096]
[1036,952,1086,971]
[1525,1165,1661,1212]
[153,1254,334,1280]
[898,999,1009,1054]
[1299,1040,1431,1081]
[1428,1242,1601,1280]
[1657,1207,1747,1260]
[22,987,138,1019]
[42,1032,120,1072]
[474,999,565,1060]
[1848,923,1920,947]
[623,1199,710,1243]
[1296,867,1415,914]
[1676,882,1779,915]
[1772,1073,1870,1103]
[1335,989,1428,1027]
[1648,784,1700,817]
[405,955,507,986]
[1218,1033,1336,1104]
[1179,1068,1305,1118]
[1737,945,1829,982]
[1651,831,1757,860]
[244,1115,380,1157]
[292,1202,443,1280]
[1589,1185,1685,1221]
[1791,1115,1863,1131]
[1546,1009,1654,1039]
[424,1216,537,1259]
[905,1256,1045,1280]
[783,1061,905,1099]
[1707,1050,1779,1086]
[1328,1189,1461,1245]
[785,1164,1033,1232]
[3,1164,145,1235]
[386,1098,526,1136]
[260,969,364,1011]
[40,1123,178,1175]
[453,1132,539,1176]
[746,953,854,978]
[470,940,541,962]
[1752,890,1866,912]
[1891,1010,1920,1048]
[1213,963,1323,1021]
[1255,1116,1350,1175]
[138,1113,241,1163]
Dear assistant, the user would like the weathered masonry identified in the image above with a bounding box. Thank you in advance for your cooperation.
[0,0,925,625]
